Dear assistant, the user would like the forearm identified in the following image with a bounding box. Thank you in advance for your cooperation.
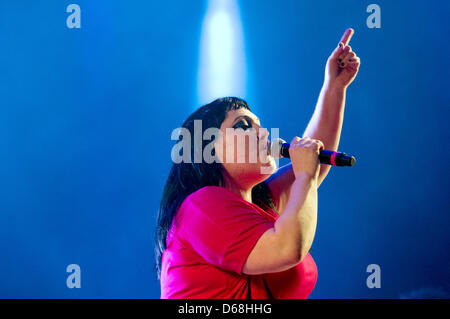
[274,173,318,262]
[266,83,346,211]
[303,83,346,185]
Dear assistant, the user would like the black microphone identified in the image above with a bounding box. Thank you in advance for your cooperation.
[270,138,356,167]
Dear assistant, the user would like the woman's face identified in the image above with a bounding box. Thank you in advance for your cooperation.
[214,108,277,189]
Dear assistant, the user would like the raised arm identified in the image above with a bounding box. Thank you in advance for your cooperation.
[266,28,360,213]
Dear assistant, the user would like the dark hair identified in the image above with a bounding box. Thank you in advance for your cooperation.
[154,97,277,278]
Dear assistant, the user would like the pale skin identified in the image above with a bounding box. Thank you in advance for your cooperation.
[265,28,360,213]
[215,29,360,274]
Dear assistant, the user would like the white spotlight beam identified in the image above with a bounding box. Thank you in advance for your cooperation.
[197,0,247,105]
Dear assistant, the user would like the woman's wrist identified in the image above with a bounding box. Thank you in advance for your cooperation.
[293,172,318,188]
[323,80,347,94]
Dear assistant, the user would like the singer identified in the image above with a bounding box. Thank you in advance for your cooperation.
[156,28,360,298]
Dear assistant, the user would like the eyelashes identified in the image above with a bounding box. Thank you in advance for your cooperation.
[233,116,258,131]
[233,120,252,130]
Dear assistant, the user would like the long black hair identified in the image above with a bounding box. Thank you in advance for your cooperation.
[155,97,277,278]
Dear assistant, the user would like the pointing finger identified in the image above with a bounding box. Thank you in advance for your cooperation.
[339,28,354,46]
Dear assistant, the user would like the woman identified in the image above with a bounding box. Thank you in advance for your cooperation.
[156,28,360,298]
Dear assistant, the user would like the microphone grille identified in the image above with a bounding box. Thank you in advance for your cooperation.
[270,138,286,159]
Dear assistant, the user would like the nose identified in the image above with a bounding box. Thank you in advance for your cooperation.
[257,126,269,141]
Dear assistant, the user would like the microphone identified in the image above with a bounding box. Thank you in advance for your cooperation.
[270,138,356,167]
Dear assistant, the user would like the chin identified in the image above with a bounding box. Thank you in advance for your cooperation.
[258,157,277,176]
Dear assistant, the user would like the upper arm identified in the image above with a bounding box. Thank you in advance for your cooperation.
[243,227,300,275]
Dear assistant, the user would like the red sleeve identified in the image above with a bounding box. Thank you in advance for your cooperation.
[176,187,274,275]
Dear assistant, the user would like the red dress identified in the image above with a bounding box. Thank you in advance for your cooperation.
[160,186,317,299]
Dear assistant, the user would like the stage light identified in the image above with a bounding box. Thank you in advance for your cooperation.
[197,0,247,105]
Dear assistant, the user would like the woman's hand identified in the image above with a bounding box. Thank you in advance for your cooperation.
[324,28,360,89]
[289,136,324,181]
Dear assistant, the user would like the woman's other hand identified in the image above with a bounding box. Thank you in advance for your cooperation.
[324,28,361,89]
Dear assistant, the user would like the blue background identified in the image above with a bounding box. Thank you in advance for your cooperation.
[0,0,449,298]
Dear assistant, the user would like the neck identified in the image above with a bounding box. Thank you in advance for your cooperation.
[222,173,253,204]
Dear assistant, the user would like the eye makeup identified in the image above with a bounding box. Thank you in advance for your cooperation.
[231,115,260,130]
[233,119,252,130]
